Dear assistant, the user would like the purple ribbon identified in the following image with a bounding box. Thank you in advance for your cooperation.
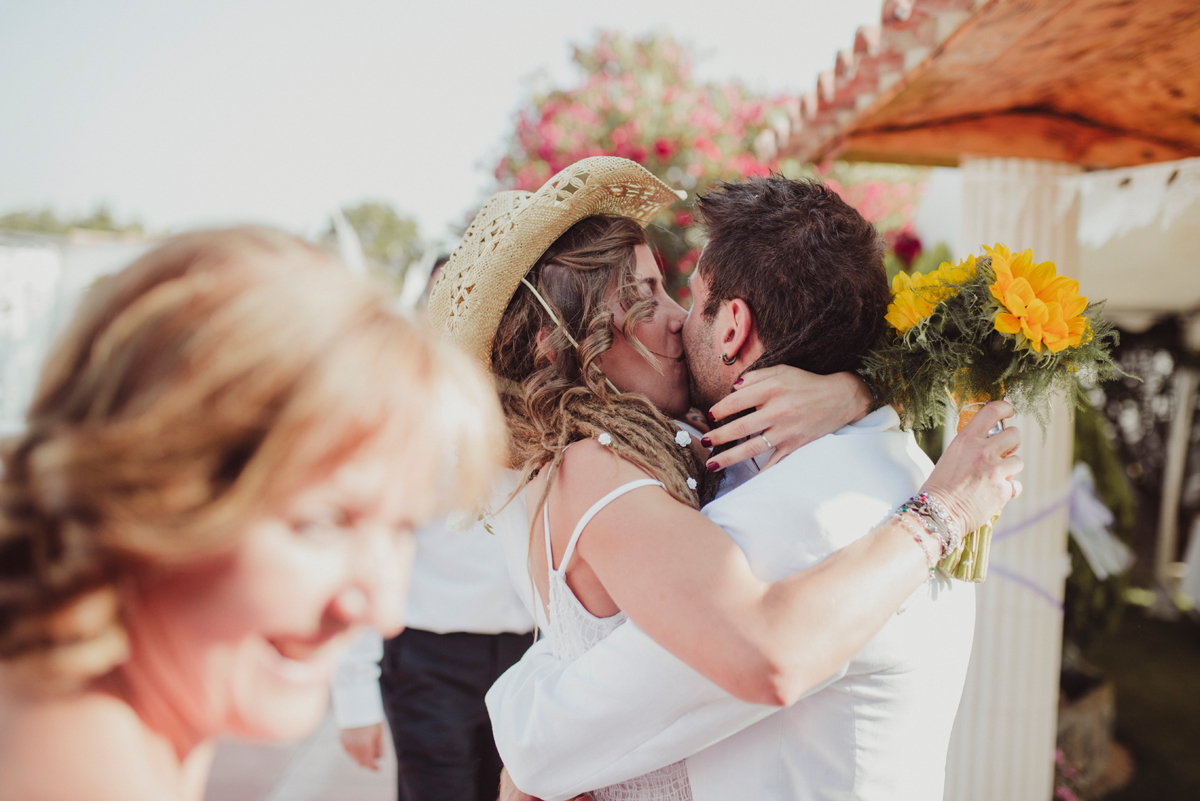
[990,494,1070,543]
[988,565,1064,613]
[981,493,1072,612]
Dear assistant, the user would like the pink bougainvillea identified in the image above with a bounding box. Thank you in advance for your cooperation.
[493,32,796,294]
[498,32,789,193]
[493,31,929,298]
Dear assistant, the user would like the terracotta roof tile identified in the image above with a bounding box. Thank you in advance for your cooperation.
[781,0,982,162]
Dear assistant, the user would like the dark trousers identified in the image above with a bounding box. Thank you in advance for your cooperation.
[381,628,533,801]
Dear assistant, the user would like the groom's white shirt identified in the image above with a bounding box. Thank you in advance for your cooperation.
[486,407,975,801]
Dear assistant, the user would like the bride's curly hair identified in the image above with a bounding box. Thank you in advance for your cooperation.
[490,215,715,518]
[0,227,502,694]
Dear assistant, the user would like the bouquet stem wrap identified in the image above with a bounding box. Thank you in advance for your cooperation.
[938,394,998,582]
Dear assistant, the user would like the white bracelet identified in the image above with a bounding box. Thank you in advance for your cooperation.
[895,511,938,579]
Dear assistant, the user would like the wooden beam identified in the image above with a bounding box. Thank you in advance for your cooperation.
[823,111,1199,168]
[833,149,962,168]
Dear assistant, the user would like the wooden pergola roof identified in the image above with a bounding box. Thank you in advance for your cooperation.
[781,0,1200,169]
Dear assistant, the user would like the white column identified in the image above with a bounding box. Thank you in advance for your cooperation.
[1156,368,1198,604]
[943,158,1080,801]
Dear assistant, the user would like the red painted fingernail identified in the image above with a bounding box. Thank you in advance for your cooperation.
[707,411,716,421]
[707,461,720,472]
[701,436,712,448]
[734,378,743,386]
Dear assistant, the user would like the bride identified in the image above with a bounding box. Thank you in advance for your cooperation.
[430,157,1021,800]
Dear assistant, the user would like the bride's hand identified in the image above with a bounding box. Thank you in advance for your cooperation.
[702,367,872,471]
[921,401,1024,532]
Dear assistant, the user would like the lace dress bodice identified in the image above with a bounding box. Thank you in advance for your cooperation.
[541,477,693,801]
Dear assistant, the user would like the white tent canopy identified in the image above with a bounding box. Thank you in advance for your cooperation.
[916,157,1200,332]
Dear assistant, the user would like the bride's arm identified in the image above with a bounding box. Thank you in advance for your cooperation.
[488,622,793,800]
[565,401,1019,706]
[490,402,1019,797]
[703,366,873,471]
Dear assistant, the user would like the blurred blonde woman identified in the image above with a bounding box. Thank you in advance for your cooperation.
[0,228,503,801]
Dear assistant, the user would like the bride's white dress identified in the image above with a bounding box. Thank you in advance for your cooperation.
[541,477,692,801]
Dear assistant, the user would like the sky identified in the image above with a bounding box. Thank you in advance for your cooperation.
[1,0,883,246]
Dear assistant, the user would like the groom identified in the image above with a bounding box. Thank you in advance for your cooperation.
[488,176,977,801]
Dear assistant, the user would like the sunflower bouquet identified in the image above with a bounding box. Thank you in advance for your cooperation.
[860,244,1121,581]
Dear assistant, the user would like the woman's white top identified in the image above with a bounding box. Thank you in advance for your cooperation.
[405,515,535,635]
[330,479,534,729]
[541,477,693,801]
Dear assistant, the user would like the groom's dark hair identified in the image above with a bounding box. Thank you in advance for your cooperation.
[694,175,889,375]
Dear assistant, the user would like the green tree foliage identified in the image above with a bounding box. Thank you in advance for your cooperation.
[1066,402,1137,652]
[324,201,423,281]
[0,204,144,236]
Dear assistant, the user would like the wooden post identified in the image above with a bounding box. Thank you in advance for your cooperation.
[943,158,1080,801]
[1155,367,1199,607]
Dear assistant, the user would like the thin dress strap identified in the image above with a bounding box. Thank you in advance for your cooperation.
[552,478,664,574]
[543,494,556,575]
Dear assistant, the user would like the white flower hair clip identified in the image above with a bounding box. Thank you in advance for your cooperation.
[687,477,698,490]
[598,432,613,446]
[675,429,692,448]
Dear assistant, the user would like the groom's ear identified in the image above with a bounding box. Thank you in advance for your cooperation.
[724,298,756,364]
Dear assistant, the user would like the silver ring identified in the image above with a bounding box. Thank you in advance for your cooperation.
[760,433,773,450]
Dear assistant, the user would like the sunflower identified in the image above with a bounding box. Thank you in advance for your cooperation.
[986,244,1089,354]
[884,255,978,334]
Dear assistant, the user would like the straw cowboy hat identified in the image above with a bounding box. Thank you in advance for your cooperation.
[428,157,685,371]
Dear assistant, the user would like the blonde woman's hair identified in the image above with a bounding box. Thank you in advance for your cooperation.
[0,227,503,692]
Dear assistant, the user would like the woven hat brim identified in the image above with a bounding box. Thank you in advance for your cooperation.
[429,157,685,371]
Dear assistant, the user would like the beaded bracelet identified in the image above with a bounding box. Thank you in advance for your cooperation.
[897,491,962,559]
[894,511,939,579]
